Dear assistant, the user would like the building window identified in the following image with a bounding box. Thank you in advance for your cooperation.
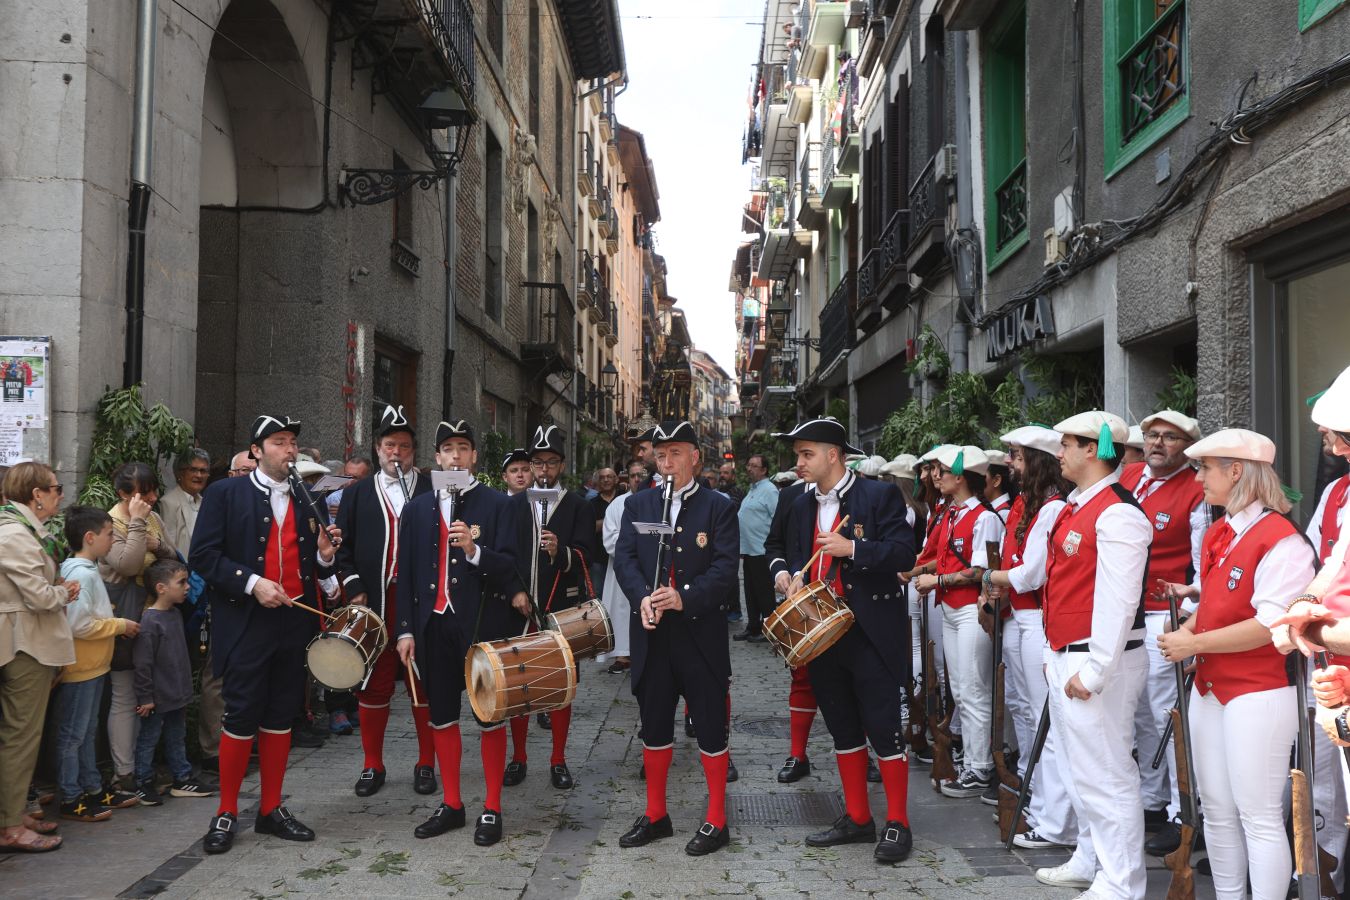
[485,132,504,322]
[1300,0,1347,29]
[528,0,540,137]
[555,73,566,193]
[1103,0,1189,178]
[982,0,1028,271]
[372,338,418,439]
[481,391,515,432]
[487,0,505,60]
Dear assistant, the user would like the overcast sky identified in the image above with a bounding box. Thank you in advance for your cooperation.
[613,0,764,377]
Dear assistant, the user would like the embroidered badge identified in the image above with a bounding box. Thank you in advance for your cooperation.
[309,518,318,534]
[1063,531,1083,556]
[1227,565,1244,591]
[953,537,965,553]
[696,531,708,548]
[470,524,482,540]
[1154,511,1172,532]
[853,523,864,540]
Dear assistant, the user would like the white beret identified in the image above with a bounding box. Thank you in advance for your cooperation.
[1312,366,1350,433]
[1125,426,1146,449]
[1183,428,1276,465]
[882,453,918,480]
[999,426,1062,458]
[1055,411,1129,461]
[934,445,989,476]
[983,449,1008,468]
[857,457,883,477]
[1141,409,1201,441]
[918,443,955,463]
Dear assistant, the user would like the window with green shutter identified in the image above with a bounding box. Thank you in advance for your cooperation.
[1300,0,1347,30]
[1103,0,1189,178]
[983,0,1028,271]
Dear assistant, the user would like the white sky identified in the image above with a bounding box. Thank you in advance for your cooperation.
[613,0,764,377]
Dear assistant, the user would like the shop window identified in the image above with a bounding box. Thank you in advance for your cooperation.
[982,0,1028,271]
[1103,0,1189,178]
[372,338,418,440]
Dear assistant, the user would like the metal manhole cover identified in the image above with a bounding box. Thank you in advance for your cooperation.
[733,716,791,739]
[726,792,844,826]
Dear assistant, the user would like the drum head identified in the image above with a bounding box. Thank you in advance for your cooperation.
[307,634,365,690]
[466,645,499,722]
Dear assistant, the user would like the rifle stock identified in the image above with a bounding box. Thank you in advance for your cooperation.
[1292,658,1322,900]
[1163,822,1195,900]
[1165,590,1200,900]
[992,662,1025,842]
[927,638,958,789]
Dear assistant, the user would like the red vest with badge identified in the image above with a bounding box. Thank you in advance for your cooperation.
[1044,486,1144,650]
[1318,475,1350,565]
[1319,476,1350,622]
[1119,463,1204,611]
[916,499,947,567]
[935,502,982,609]
[264,501,305,599]
[434,513,455,615]
[810,512,846,596]
[1194,512,1296,703]
[1003,494,1061,611]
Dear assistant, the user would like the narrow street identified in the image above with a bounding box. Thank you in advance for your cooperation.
[3,624,1207,899]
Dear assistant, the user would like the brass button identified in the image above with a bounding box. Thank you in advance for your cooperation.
[451,578,458,585]
[234,569,242,576]
[259,536,266,543]
[263,517,270,523]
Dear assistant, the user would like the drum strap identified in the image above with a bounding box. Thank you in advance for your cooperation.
[573,548,598,602]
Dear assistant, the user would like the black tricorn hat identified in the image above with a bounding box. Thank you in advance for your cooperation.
[434,419,475,449]
[377,405,415,439]
[529,425,565,458]
[652,421,698,446]
[500,447,530,471]
[772,417,864,455]
[250,414,301,444]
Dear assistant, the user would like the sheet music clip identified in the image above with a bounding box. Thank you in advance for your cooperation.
[308,474,354,494]
[431,468,474,492]
[632,521,675,536]
[526,487,562,505]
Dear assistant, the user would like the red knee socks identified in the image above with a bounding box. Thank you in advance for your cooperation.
[257,729,291,816]
[837,747,873,826]
[509,716,529,763]
[788,668,817,758]
[700,751,729,828]
[410,704,434,768]
[481,726,507,812]
[431,723,462,808]
[643,745,673,821]
[358,703,390,770]
[550,705,572,766]
[877,755,910,826]
[215,731,252,817]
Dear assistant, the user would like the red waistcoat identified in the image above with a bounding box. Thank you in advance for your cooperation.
[434,513,454,615]
[1003,494,1061,611]
[936,503,982,609]
[1194,513,1296,703]
[811,511,845,596]
[264,501,304,600]
[1119,463,1204,611]
[916,500,946,567]
[1318,475,1350,565]
[1044,485,1143,650]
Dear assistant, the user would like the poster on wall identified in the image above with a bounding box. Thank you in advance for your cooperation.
[0,337,52,466]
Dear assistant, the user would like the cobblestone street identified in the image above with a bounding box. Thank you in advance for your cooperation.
[3,625,1208,899]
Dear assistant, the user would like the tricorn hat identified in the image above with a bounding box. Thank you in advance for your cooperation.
[500,447,530,471]
[435,419,476,449]
[250,414,301,444]
[772,417,864,456]
[377,405,415,439]
[529,425,565,458]
[652,421,698,446]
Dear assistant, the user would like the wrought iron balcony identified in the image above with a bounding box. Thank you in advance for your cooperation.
[994,160,1027,251]
[856,248,881,333]
[521,282,576,375]
[907,153,947,276]
[878,209,910,311]
[1121,0,1186,142]
[818,272,855,373]
[576,250,596,309]
[578,133,595,197]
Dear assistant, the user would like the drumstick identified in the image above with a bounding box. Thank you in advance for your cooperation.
[796,515,851,584]
[405,659,421,706]
[287,596,335,621]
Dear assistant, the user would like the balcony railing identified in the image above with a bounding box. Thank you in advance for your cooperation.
[578,132,595,197]
[994,160,1027,251]
[433,0,476,106]
[521,282,575,374]
[818,272,855,370]
[909,153,942,240]
[1122,1,1186,142]
[577,249,596,308]
[857,247,879,304]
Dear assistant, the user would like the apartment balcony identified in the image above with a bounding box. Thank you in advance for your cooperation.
[796,141,827,231]
[787,84,814,125]
[604,208,620,252]
[588,280,608,324]
[596,189,614,237]
[577,133,595,197]
[604,300,619,347]
[820,132,851,210]
[588,181,606,219]
[857,0,885,78]
[802,1,849,80]
[836,66,861,175]
[817,272,854,384]
[758,63,797,180]
[855,247,882,333]
[598,110,613,143]
[907,151,949,277]
[576,250,596,309]
[606,118,620,165]
[521,282,576,376]
[754,355,798,424]
[878,209,911,312]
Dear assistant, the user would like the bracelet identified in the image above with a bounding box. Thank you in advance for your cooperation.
[982,569,994,588]
[1286,593,1321,611]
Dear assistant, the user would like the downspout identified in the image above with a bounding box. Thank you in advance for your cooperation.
[443,171,457,420]
[949,30,977,375]
[123,0,157,387]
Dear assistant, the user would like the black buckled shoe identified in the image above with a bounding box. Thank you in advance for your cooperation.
[473,809,503,846]
[777,755,811,783]
[550,764,574,789]
[503,761,527,787]
[726,759,739,783]
[354,767,386,797]
[619,814,674,848]
[203,812,237,855]
[414,803,465,839]
[254,806,315,842]
[536,712,552,730]
[413,765,437,795]
[806,814,876,847]
[685,821,730,856]
[1145,822,1181,857]
[867,758,882,783]
[874,821,912,864]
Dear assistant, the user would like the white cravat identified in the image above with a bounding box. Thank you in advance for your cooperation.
[381,471,413,517]
[254,470,292,524]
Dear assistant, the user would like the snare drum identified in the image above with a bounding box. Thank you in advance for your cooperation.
[763,581,855,667]
[546,599,614,660]
[465,630,577,723]
[306,605,388,691]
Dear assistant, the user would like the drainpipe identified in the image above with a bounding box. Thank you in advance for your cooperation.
[949,31,978,375]
[442,173,457,420]
[123,0,157,388]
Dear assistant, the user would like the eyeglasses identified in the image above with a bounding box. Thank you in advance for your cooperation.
[42,482,63,495]
[185,467,211,476]
[1144,432,1188,445]
[530,459,562,469]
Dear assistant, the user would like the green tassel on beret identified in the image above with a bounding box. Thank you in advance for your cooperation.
[1096,422,1117,461]
[952,449,965,476]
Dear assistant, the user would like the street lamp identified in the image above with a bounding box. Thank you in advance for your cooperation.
[600,360,618,395]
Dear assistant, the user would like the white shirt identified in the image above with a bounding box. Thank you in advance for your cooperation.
[380,469,418,518]
[1062,470,1152,695]
[1212,502,1315,627]
[1132,463,1208,588]
[1006,496,1068,596]
[244,469,335,595]
[1307,475,1350,566]
[947,496,1005,568]
[989,493,1012,525]
[438,481,482,567]
[668,478,699,526]
[813,470,856,558]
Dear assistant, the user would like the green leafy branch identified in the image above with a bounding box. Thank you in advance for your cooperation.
[80,384,194,508]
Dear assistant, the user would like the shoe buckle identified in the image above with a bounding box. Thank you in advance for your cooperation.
[480,813,497,825]
[884,827,900,842]
[359,771,375,781]
[699,822,716,836]
[213,815,234,832]
[273,806,291,820]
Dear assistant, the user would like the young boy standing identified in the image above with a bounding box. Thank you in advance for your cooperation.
[132,559,216,804]
[57,507,141,823]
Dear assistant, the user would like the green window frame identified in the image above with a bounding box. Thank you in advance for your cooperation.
[1103,0,1190,179]
[982,0,1028,272]
[1300,0,1347,29]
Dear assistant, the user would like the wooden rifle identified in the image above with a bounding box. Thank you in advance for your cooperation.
[927,634,958,790]
[986,541,1025,843]
[1163,588,1199,900]
[1309,652,1346,899]
[1004,697,1048,850]
[905,579,931,760]
[1292,654,1321,900]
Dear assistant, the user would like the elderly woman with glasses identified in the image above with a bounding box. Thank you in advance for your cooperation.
[0,462,78,852]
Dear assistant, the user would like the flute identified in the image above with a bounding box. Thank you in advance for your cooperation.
[392,461,412,504]
[649,475,676,626]
[287,463,342,548]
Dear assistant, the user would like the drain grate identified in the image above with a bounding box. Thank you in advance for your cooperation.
[725,792,845,826]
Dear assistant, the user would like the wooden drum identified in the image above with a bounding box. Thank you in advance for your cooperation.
[306,605,388,691]
[546,598,614,661]
[465,630,577,723]
[763,581,855,667]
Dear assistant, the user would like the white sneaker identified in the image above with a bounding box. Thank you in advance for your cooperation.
[1034,862,1093,889]
[1072,890,1108,900]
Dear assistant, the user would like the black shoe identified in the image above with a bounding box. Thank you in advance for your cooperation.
[912,747,934,765]
[536,712,551,730]
[684,716,696,738]
[474,809,503,846]
[199,755,220,774]
[60,793,112,822]
[413,765,437,795]
[732,629,756,642]
[414,803,465,839]
[254,806,315,842]
[685,821,730,856]
[726,760,739,783]
[503,760,527,786]
[980,780,1000,807]
[291,729,325,749]
[778,755,811,783]
[874,821,912,864]
[606,660,630,674]
[1143,806,1169,833]
[203,812,236,854]
[135,781,163,807]
[1145,822,1180,857]
[806,814,876,847]
[867,759,882,783]
[354,767,385,797]
[551,764,574,789]
[100,786,140,810]
[619,814,674,848]
[746,633,768,644]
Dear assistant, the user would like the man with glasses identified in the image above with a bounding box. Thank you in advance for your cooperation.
[1117,409,1206,857]
[160,450,211,552]
[227,451,256,479]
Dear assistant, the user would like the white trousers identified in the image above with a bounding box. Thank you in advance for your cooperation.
[1047,646,1148,900]
[1190,685,1298,900]
[108,669,141,777]
[1311,686,1349,891]
[941,602,992,775]
[1133,612,1180,817]
[910,590,960,733]
[1005,609,1077,843]
[598,563,631,660]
